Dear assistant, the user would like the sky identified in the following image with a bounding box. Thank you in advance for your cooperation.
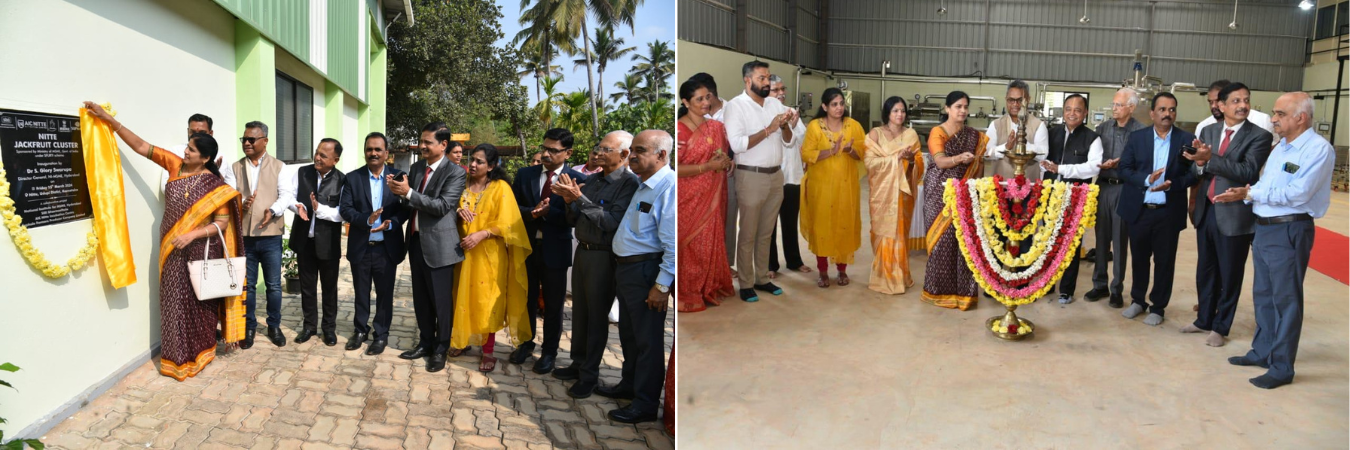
[492,0,676,105]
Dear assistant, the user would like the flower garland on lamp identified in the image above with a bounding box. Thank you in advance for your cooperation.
[0,145,99,279]
[943,177,1098,340]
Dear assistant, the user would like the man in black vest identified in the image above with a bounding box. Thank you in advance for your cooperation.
[340,132,409,355]
[287,138,346,346]
[1041,94,1103,305]
[509,128,587,373]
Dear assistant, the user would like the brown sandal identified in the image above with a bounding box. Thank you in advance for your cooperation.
[479,355,497,373]
[447,347,466,358]
[837,273,850,286]
[817,274,831,288]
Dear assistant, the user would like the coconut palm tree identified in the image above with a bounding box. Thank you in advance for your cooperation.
[610,73,644,104]
[632,39,675,102]
[535,75,566,128]
[517,0,644,136]
[518,44,562,100]
[574,25,635,107]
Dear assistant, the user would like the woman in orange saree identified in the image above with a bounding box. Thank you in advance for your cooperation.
[864,96,925,295]
[83,102,245,381]
[676,77,735,312]
[920,92,989,310]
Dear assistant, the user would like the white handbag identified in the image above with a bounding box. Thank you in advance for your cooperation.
[187,223,246,300]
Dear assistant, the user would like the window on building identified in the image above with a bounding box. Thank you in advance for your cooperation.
[1316,5,1337,40]
[275,72,313,163]
[1337,2,1348,37]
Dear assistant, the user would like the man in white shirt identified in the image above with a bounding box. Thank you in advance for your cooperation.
[221,121,291,349]
[160,114,215,195]
[985,80,1048,179]
[1041,94,1103,304]
[767,74,810,277]
[283,139,346,347]
[723,61,804,302]
[1195,79,1274,138]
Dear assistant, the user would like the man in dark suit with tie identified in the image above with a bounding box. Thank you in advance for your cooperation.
[287,138,346,346]
[388,123,467,372]
[1180,82,1273,347]
[340,132,409,355]
[508,128,587,374]
[1117,92,1197,327]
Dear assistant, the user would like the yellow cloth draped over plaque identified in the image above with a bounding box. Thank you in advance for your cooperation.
[79,105,137,288]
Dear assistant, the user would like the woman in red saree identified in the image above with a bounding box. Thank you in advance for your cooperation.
[676,77,735,312]
[84,102,245,381]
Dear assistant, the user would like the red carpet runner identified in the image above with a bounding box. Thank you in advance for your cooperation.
[1311,226,1349,285]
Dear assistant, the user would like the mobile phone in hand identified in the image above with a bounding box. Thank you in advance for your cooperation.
[1182,145,1197,155]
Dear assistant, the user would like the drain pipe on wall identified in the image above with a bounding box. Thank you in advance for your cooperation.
[881,60,890,101]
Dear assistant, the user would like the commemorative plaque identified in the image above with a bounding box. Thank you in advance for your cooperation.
[0,109,93,228]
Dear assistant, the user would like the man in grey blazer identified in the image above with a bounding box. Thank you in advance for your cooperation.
[1181,82,1273,347]
[388,122,467,372]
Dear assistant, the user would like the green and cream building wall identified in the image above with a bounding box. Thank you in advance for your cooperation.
[0,0,407,439]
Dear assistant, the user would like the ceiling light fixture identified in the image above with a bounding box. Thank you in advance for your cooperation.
[938,0,948,15]
[1080,0,1091,24]
[1299,0,1314,10]
[1228,0,1240,30]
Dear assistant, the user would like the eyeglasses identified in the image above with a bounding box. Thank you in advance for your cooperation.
[1005,98,1024,105]
[1111,102,1131,108]
[240,137,266,145]
[541,146,568,154]
[594,146,622,154]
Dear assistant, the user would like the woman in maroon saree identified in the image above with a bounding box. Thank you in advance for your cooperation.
[676,77,735,312]
[84,102,245,381]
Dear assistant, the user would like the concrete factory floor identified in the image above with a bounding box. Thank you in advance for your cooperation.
[676,185,1350,449]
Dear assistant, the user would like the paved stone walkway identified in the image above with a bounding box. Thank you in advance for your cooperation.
[41,254,674,450]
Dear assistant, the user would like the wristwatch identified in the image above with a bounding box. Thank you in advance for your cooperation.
[655,283,669,294]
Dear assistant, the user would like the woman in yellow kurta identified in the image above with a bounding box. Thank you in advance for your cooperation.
[864,96,925,295]
[452,144,532,373]
[801,88,866,288]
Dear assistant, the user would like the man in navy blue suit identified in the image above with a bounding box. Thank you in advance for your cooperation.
[339,132,409,355]
[1116,92,1197,327]
[509,128,587,374]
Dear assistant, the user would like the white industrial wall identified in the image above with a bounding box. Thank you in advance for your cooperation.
[0,0,238,438]
[679,41,1315,136]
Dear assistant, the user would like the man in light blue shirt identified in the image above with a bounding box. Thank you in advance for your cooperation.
[1214,92,1335,389]
[600,130,675,424]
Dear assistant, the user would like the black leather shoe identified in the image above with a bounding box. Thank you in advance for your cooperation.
[532,354,556,374]
[345,332,367,351]
[1084,288,1109,302]
[552,366,579,381]
[294,328,316,344]
[509,342,535,365]
[426,353,446,372]
[365,338,387,356]
[399,344,429,360]
[267,326,287,347]
[607,405,658,424]
[240,328,256,350]
[1108,293,1124,309]
[567,381,595,399]
[323,331,337,346]
[595,384,635,400]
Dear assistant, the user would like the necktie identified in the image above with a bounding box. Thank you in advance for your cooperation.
[411,166,432,233]
[1207,128,1235,202]
[540,170,555,201]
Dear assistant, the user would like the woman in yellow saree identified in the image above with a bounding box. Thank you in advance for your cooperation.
[800,88,866,288]
[864,96,925,295]
[921,92,989,310]
[452,144,532,373]
[82,102,245,380]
